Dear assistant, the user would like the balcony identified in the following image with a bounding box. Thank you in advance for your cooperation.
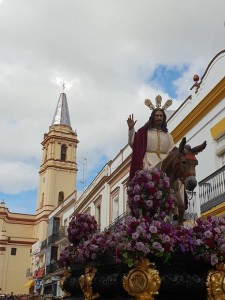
[199,165,225,213]
[45,263,58,275]
[107,212,129,232]
[32,241,41,255]
[48,227,68,245]
[40,239,47,250]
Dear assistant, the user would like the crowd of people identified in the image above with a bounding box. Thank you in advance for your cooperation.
[0,294,40,300]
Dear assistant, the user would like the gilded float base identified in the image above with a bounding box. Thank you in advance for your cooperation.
[207,263,225,300]
[79,266,99,300]
[123,259,161,300]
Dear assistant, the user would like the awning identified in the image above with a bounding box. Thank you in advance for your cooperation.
[24,279,34,288]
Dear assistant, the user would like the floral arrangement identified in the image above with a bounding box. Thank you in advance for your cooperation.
[127,168,175,219]
[60,215,225,268]
[59,169,225,268]
[192,216,225,266]
[67,213,97,246]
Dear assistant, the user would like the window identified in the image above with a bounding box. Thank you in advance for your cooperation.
[58,191,64,205]
[11,248,17,256]
[40,193,44,208]
[215,134,225,167]
[112,196,119,221]
[61,144,67,161]
[0,246,6,255]
[110,187,120,223]
[123,183,130,213]
[94,196,102,231]
[96,205,101,231]
[221,152,225,166]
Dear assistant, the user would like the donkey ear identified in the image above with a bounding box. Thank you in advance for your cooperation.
[191,141,207,154]
[179,137,186,153]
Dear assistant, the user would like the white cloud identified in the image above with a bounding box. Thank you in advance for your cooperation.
[0,161,37,194]
[0,0,224,208]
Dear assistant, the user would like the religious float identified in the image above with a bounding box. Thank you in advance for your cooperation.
[59,168,225,300]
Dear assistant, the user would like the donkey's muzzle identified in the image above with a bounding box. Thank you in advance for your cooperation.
[185,176,197,191]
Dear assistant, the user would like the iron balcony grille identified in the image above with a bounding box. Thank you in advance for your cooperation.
[199,165,225,213]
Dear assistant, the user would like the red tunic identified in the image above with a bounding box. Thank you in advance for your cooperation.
[129,126,148,180]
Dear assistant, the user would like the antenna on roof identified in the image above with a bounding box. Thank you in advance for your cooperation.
[79,158,87,191]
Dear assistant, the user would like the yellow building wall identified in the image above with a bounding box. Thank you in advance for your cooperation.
[0,245,31,295]
[210,117,225,140]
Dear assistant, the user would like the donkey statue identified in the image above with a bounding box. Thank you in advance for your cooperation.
[159,137,207,225]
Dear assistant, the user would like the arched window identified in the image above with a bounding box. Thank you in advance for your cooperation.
[40,193,44,208]
[58,191,64,205]
[61,144,67,161]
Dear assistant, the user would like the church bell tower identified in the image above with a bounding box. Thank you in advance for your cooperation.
[36,93,78,216]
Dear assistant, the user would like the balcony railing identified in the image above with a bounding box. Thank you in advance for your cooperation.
[107,212,129,232]
[40,239,47,250]
[199,165,225,213]
[54,226,68,242]
[48,226,68,245]
[45,263,58,275]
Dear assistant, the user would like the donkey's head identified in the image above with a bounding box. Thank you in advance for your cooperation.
[176,137,207,191]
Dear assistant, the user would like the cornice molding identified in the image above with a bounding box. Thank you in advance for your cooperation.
[42,134,79,146]
[171,77,225,143]
[201,202,225,218]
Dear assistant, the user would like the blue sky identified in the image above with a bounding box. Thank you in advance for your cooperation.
[0,0,224,215]
[1,190,37,215]
[149,65,189,99]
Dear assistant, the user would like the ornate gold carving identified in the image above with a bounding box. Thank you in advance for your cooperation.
[207,263,225,300]
[79,266,99,300]
[60,269,71,298]
[123,259,161,300]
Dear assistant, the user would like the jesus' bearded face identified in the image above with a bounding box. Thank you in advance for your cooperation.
[153,110,164,128]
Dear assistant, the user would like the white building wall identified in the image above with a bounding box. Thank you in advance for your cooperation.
[168,51,225,216]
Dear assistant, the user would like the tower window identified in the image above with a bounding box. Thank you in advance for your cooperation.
[61,144,67,161]
[40,192,44,208]
[11,248,17,255]
[58,191,64,205]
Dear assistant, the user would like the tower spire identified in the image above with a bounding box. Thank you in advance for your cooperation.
[51,93,71,127]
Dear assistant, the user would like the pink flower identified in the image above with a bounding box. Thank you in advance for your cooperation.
[204,230,213,238]
[156,191,163,199]
[149,225,157,233]
[132,232,139,240]
[146,200,153,207]
[136,242,145,251]
[152,242,164,252]
[127,168,175,219]
[210,254,218,266]
[134,195,141,202]
[67,213,97,246]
